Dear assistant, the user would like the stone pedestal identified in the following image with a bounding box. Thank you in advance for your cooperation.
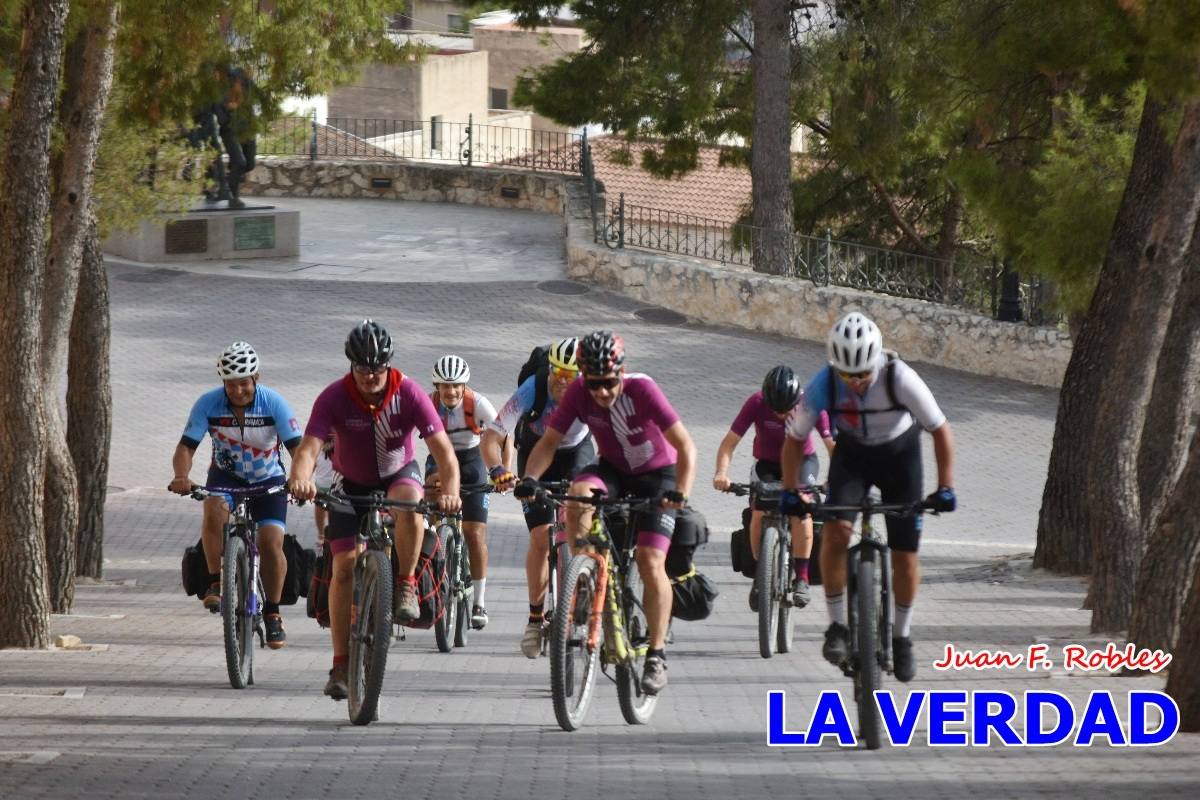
[103,206,300,262]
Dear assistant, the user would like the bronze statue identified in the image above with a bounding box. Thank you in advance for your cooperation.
[184,66,258,209]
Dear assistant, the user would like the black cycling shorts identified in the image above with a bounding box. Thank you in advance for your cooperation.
[825,424,924,552]
[426,446,489,524]
[520,438,596,530]
[325,460,423,554]
[574,459,677,553]
[754,456,819,487]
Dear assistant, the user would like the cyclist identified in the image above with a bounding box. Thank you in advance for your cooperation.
[780,312,956,683]
[481,337,596,658]
[168,341,302,649]
[712,365,833,610]
[515,330,696,695]
[425,354,499,630]
[287,320,462,700]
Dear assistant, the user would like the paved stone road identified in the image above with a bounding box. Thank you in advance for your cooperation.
[2,199,1196,799]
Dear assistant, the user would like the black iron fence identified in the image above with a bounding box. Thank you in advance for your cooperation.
[258,113,584,173]
[257,116,1052,324]
[588,187,1054,325]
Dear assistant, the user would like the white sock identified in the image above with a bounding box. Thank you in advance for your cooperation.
[894,602,913,638]
[474,578,486,608]
[826,592,846,626]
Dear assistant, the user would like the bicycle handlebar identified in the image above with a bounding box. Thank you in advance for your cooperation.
[186,484,288,502]
[537,488,664,513]
[314,489,460,519]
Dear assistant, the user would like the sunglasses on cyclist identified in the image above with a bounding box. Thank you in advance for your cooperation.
[551,366,579,381]
[352,363,390,376]
[837,369,872,381]
[585,376,621,391]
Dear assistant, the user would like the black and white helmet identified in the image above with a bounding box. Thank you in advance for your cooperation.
[827,312,882,373]
[345,319,393,369]
[217,341,260,380]
[432,354,470,384]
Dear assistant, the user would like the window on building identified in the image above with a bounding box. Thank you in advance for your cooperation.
[448,14,466,32]
[490,87,508,110]
[430,115,443,152]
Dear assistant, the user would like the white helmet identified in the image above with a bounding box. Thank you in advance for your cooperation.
[827,312,882,373]
[432,354,470,384]
[217,341,260,379]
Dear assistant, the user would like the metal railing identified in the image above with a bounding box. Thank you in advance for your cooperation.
[589,190,1054,324]
[258,113,584,173]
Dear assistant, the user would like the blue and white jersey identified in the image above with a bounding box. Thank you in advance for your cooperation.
[489,375,590,450]
[181,384,303,483]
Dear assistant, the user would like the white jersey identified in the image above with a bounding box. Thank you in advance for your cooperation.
[787,359,946,447]
[432,389,498,451]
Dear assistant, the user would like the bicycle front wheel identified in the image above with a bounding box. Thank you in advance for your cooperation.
[854,550,883,749]
[615,562,658,725]
[550,554,601,731]
[348,548,393,725]
[756,525,780,659]
[454,538,472,648]
[434,524,456,653]
[221,534,254,689]
[776,528,796,654]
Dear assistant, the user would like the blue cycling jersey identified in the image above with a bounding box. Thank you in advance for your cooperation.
[181,384,302,483]
[490,375,590,449]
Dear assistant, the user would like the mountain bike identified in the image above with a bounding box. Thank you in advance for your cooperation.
[187,483,287,690]
[537,487,663,731]
[426,483,493,652]
[811,491,933,750]
[315,489,444,725]
[529,479,572,657]
[725,481,801,659]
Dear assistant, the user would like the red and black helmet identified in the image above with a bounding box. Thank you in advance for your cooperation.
[579,330,626,375]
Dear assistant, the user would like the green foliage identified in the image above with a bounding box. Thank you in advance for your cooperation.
[511,0,746,177]
[91,114,197,238]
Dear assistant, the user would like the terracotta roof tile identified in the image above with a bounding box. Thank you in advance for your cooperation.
[590,138,752,225]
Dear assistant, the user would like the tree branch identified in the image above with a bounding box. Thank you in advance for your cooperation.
[725,23,753,55]
[868,176,935,256]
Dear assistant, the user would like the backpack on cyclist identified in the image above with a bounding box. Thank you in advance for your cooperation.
[666,507,719,621]
[429,389,482,435]
[279,533,316,606]
[307,540,334,628]
[394,527,448,629]
[514,345,551,444]
[180,538,208,597]
[826,349,906,426]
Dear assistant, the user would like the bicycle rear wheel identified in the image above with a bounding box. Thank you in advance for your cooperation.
[221,533,254,689]
[854,550,883,749]
[550,554,601,731]
[348,548,393,725]
[756,525,780,659]
[434,524,456,653]
[454,539,472,648]
[616,562,658,725]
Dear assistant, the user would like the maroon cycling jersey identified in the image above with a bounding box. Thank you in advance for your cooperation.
[547,373,680,475]
[730,391,830,461]
[305,369,442,486]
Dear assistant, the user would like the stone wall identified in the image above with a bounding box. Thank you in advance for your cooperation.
[244,158,1071,386]
[242,158,566,214]
[557,181,1072,388]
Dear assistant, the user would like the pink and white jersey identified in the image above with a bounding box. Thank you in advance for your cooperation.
[305,369,443,486]
[546,373,679,475]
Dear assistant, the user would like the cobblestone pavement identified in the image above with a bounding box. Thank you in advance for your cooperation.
[2,199,1196,799]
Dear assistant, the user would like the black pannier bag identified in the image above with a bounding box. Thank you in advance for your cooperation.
[667,507,719,621]
[730,507,756,578]
[307,541,333,628]
[808,519,823,586]
[280,533,316,606]
[394,527,447,629]
[181,538,208,597]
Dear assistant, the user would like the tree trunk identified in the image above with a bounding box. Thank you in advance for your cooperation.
[0,0,71,649]
[1166,532,1200,731]
[1136,247,1200,532]
[1087,100,1200,633]
[750,0,793,275]
[71,218,112,580]
[1129,423,1200,654]
[1034,96,1175,575]
[40,1,120,614]
[934,184,963,295]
